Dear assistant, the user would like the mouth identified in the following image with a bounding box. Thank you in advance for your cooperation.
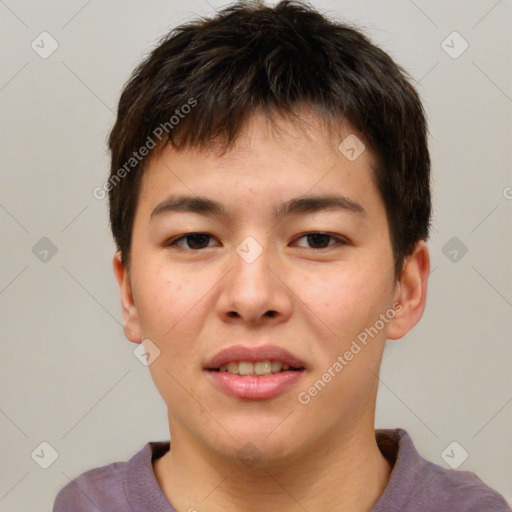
[203,345,307,400]
[207,360,305,376]
[203,344,307,371]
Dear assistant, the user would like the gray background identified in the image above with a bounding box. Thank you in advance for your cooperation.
[1,0,511,510]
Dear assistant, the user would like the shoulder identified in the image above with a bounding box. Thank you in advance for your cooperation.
[375,429,511,512]
[51,441,160,512]
[53,460,128,512]
[52,441,169,512]
[419,459,511,511]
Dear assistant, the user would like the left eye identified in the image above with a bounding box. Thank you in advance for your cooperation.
[293,233,347,249]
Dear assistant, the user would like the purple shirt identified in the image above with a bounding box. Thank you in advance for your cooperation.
[53,428,510,511]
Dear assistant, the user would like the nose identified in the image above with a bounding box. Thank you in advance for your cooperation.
[216,240,293,326]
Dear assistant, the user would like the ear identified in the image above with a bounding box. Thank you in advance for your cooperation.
[387,240,430,340]
[112,251,143,344]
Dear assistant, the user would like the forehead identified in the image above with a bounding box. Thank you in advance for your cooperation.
[137,111,381,219]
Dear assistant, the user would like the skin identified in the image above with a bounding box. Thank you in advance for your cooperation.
[113,111,430,512]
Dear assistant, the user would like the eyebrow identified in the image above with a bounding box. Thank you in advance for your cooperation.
[149,193,366,221]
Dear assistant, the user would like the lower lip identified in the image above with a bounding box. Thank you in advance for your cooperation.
[205,370,305,400]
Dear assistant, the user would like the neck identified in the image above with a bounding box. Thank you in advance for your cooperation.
[154,420,392,512]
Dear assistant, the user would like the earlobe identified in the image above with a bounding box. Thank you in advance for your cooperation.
[387,241,430,340]
[112,252,143,344]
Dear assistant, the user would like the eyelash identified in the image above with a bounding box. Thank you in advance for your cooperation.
[165,232,348,251]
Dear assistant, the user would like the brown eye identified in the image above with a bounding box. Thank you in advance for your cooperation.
[293,232,347,249]
[167,233,217,250]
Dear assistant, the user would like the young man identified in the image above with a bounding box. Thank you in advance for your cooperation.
[53,1,510,511]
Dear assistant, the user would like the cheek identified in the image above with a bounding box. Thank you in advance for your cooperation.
[292,260,392,342]
[134,265,197,344]
[139,270,205,392]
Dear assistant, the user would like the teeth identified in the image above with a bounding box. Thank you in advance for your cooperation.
[238,361,254,375]
[217,360,298,375]
[227,362,238,373]
[271,361,282,373]
[255,361,271,375]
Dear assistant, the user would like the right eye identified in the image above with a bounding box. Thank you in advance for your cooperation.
[165,233,219,250]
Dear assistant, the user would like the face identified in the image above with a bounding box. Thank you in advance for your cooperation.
[114,112,429,466]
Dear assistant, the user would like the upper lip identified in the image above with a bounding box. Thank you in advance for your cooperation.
[204,345,307,370]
